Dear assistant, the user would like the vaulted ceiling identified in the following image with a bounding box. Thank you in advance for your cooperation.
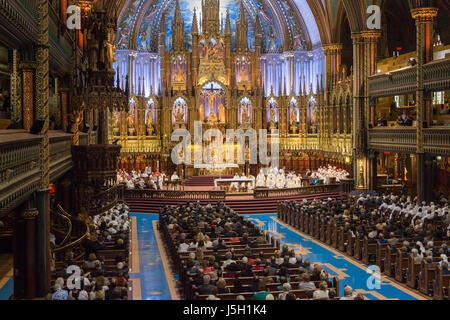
[105,0,450,53]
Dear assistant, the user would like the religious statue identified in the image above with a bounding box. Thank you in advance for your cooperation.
[242,106,250,124]
[240,64,247,82]
[104,31,116,71]
[218,103,226,123]
[175,107,185,123]
[207,111,218,123]
[270,105,277,123]
[267,25,278,53]
[138,24,151,51]
[198,104,205,121]
[290,107,298,124]
[176,63,185,82]
[112,112,120,136]
[146,110,154,135]
[127,109,136,136]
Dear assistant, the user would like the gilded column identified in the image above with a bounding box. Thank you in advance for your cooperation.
[20,63,36,131]
[411,7,438,202]
[11,50,22,126]
[35,0,51,297]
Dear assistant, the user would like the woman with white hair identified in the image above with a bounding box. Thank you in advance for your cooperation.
[340,284,356,300]
[313,281,329,300]
[411,248,423,264]
[277,282,291,300]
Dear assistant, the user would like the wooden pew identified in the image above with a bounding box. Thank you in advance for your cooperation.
[394,251,409,282]
[433,266,450,300]
[406,255,421,289]
[353,237,363,260]
[362,238,377,265]
[346,231,355,256]
[384,244,401,277]
[320,218,327,242]
[418,261,436,295]
[375,242,388,272]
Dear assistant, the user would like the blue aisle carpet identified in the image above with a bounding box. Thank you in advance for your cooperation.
[131,213,173,300]
[0,278,13,300]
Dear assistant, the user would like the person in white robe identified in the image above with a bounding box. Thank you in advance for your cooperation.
[171,171,180,190]
[276,169,286,189]
[158,174,164,190]
[255,169,266,188]
[266,169,276,189]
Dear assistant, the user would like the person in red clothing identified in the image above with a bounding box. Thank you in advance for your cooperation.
[252,258,264,271]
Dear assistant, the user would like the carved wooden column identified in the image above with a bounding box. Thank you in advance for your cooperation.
[352,31,380,190]
[35,0,51,297]
[411,7,438,202]
[20,63,36,131]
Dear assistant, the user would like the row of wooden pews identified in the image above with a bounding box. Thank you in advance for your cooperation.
[278,202,450,300]
[159,212,341,300]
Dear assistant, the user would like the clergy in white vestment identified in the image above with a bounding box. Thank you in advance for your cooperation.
[158,174,164,190]
[255,169,266,188]
[266,169,276,189]
[275,169,286,189]
[126,179,135,189]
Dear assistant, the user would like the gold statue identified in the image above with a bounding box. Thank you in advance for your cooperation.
[198,104,205,121]
[242,106,250,124]
[290,107,298,124]
[207,111,218,123]
[104,31,116,71]
[176,63,185,82]
[240,64,247,82]
[218,103,225,123]
[270,105,277,123]
[175,107,185,123]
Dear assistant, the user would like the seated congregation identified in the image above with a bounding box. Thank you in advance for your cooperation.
[278,194,450,299]
[47,203,131,300]
[159,202,362,300]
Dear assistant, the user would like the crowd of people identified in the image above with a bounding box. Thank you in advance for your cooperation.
[253,165,349,189]
[160,201,362,300]
[47,203,131,300]
[282,193,450,270]
[118,167,177,190]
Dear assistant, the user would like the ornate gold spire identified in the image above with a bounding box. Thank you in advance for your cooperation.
[191,7,199,35]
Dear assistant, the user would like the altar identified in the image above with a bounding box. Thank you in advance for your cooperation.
[214,177,253,188]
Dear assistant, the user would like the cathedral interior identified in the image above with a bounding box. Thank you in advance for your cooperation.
[0,0,450,301]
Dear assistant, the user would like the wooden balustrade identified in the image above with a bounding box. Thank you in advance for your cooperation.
[253,184,342,199]
[124,188,226,200]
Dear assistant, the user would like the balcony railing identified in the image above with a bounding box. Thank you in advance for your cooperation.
[369,58,450,98]
[368,127,450,155]
[0,131,73,216]
[423,127,450,156]
[368,128,417,153]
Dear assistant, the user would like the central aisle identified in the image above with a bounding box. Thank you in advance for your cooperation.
[242,214,426,300]
[130,213,177,300]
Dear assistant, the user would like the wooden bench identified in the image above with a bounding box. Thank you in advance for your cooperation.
[433,266,450,300]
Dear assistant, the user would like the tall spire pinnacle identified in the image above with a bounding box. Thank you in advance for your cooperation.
[225,9,231,35]
[191,7,199,34]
